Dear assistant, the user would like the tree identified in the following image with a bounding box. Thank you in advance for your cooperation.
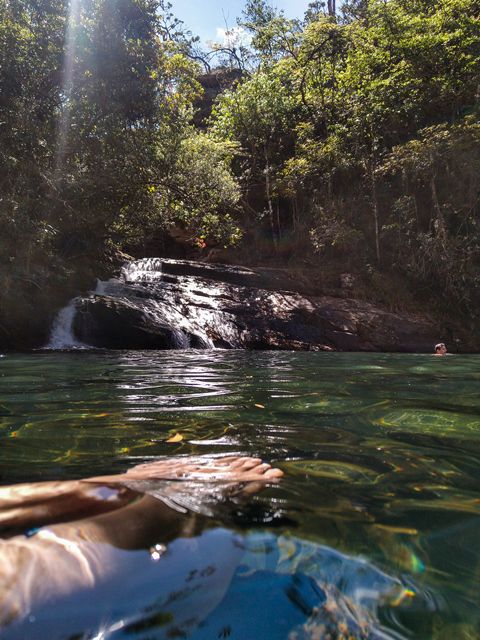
[209,0,480,303]
[0,0,241,347]
[379,121,480,307]
[212,68,297,249]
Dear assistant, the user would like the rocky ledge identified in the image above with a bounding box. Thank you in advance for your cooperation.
[71,259,439,352]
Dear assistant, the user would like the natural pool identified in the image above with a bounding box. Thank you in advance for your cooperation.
[0,351,479,639]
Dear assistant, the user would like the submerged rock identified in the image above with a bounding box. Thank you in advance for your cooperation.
[71,259,438,351]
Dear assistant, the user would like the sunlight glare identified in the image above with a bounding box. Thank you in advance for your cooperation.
[55,0,82,178]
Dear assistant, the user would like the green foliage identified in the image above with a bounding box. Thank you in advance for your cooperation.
[209,0,480,310]
[212,68,297,245]
[156,131,242,245]
[379,122,480,305]
[240,0,301,63]
[2,0,480,346]
[0,0,241,346]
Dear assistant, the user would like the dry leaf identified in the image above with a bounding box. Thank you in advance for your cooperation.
[166,433,184,443]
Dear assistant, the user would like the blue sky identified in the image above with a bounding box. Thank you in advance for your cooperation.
[171,0,313,46]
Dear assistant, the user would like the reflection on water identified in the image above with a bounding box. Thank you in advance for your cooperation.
[1,351,480,638]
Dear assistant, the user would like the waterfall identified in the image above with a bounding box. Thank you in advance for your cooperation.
[46,278,117,349]
[46,259,225,350]
[46,297,86,349]
[121,258,163,283]
[45,266,171,350]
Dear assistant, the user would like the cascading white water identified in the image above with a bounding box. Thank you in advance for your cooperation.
[121,258,163,283]
[46,259,221,350]
[46,278,121,349]
[46,297,86,349]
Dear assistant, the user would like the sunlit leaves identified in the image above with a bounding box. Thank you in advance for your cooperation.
[165,132,242,245]
[208,0,480,310]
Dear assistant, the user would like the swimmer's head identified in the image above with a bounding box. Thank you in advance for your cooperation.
[434,342,447,355]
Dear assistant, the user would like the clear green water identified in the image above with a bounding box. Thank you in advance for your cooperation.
[1,351,480,639]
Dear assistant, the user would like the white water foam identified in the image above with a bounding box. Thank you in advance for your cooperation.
[46,297,87,349]
[46,277,127,349]
[46,260,217,350]
[121,258,163,283]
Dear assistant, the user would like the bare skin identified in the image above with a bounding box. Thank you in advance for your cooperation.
[88,455,284,484]
[434,343,447,356]
[0,456,283,531]
[0,456,283,628]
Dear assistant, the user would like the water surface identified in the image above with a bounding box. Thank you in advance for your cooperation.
[0,351,479,639]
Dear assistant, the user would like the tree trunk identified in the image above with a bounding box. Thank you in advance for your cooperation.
[430,166,446,248]
[264,146,277,251]
[276,201,281,243]
[369,160,381,264]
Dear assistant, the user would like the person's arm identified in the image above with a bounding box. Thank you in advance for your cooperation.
[0,480,133,531]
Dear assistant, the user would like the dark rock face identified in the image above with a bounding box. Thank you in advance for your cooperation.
[193,69,244,128]
[74,297,181,349]
[72,259,439,352]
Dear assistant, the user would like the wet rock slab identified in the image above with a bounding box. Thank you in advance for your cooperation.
[73,259,438,351]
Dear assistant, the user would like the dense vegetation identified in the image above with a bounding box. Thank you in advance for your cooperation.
[0,0,239,346]
[1,0,479,347]
[211,0,480,313]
